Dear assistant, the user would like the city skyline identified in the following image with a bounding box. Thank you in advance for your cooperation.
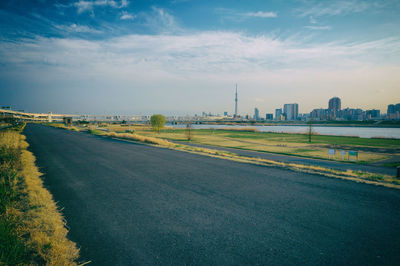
[1,0,400,115]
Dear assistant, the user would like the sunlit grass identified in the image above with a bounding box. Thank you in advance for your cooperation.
[132,128,392,163]
[0,127,80,265]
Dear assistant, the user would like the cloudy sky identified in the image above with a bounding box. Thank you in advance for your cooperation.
[1,0,400,116]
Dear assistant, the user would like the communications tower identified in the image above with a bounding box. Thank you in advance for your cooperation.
[234,84,238,117]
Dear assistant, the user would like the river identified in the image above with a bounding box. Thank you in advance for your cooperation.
[170,124,400,139]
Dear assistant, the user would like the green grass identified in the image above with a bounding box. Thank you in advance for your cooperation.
[129,127,396,164]
[383,161,400,167]
[157,128,400,148]
[208,130,400,148]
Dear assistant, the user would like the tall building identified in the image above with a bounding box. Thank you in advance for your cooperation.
[275,108,282,120]
[254,107,260,120]
[328,97,341,112]
[265,113,273,120]
[387,104,396,114]
[283,103,299,120]
[387,103,400,120]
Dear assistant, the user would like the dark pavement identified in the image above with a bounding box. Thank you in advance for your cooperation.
[24,124,400,265]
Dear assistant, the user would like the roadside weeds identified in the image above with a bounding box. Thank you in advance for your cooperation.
[0,125,81,265]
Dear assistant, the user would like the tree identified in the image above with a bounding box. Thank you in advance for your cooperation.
[307,120,313,143]
[185,123,193,141]
[150,114,166,133]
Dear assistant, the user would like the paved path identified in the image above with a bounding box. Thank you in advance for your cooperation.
[24,124,400,265]
[174,141,397,176]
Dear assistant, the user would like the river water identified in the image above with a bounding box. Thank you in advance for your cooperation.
[171,124,400,139]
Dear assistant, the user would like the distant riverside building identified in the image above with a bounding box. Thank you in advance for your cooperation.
[328,97,341,112]
[265,113,273,120]
[339,108,364,121]
[328,97,341,119]
[283,103,299,120]
[275,108,282,121]
[310,108,328,120]
[365,109,380,120]
[387,103,400,120]
[254,107,260,120]
[224,111,228,116]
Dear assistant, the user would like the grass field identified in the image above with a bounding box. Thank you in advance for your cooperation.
[101,125,400,164]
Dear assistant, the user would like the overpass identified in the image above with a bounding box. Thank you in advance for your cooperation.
[0,108,79,122]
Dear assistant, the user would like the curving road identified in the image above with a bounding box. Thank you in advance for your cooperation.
[24,124,400,265]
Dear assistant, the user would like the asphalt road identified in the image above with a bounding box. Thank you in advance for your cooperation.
[173,141,397,176]
[24,124,400,265]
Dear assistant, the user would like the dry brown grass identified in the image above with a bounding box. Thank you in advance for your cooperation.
[20,137,80,265]
[47,123,80,132]
[1,128,80,265]
[105,131,174,146]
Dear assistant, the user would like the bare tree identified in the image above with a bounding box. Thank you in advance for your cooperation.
[185,123,193,141]
[308,120,313,143]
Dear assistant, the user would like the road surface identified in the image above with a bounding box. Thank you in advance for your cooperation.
[24,124,400,265]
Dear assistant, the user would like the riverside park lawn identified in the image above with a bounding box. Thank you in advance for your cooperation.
[102,125,400,164]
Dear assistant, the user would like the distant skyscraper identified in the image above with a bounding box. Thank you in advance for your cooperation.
[387,104,396,114]
[275,108,282,120]
[234,84,238,117]
[328,97,341,112]
[254,107,260,120]
[265,113,273,120]
[283,103,299,120]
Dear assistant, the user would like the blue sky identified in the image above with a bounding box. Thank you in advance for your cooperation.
[1,0,400,116]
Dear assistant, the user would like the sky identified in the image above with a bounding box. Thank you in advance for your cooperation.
[1,0,400,116]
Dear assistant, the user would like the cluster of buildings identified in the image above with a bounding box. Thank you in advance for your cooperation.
[249,97,399,121]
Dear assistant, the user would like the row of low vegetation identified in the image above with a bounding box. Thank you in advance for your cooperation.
[0,125,79,265]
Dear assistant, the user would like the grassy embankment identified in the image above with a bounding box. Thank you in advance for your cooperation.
[105,125,400,164]
[67,124,399,189]
[0,124,80,265]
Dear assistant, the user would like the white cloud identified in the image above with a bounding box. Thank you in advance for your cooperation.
[309,16,317,24]
[55,24,103,34]
[74,0,129,14]
[120,11,135,20]
[297,0,373,17]
[140,7,181,33]
[304,25,331,30]
[242,11,277,18]
[1,32,399,114]
[2,32,399,74]
[216,8,277,21]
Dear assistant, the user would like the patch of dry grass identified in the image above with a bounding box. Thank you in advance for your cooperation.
[47,123,80,132]
[0,128,80,265]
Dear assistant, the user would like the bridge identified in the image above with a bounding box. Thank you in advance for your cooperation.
[0,108,78,122]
